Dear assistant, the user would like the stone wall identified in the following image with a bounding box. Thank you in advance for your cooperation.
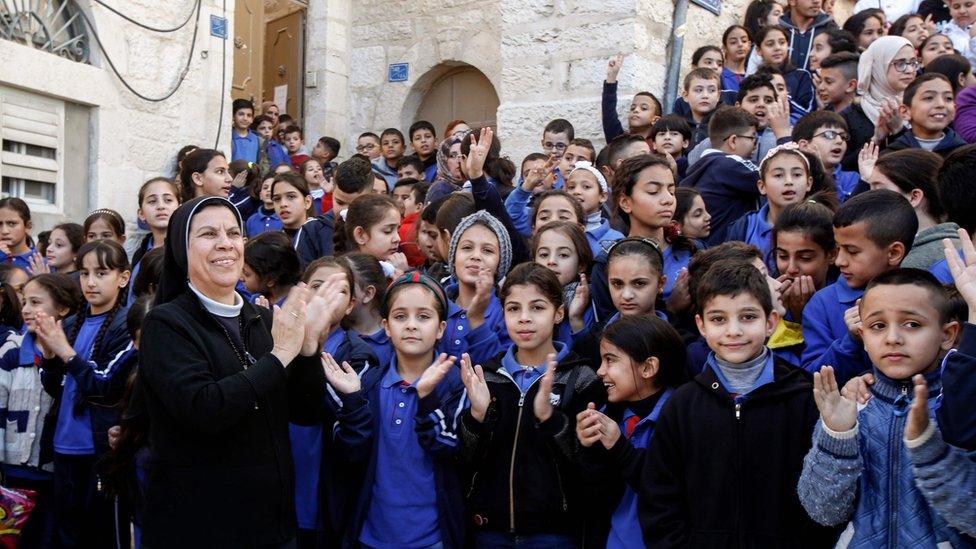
[1,0,232,230]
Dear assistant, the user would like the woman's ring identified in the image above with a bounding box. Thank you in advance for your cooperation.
[289,311,300,319]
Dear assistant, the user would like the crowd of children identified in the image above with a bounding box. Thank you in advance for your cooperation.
[2,0,976,546]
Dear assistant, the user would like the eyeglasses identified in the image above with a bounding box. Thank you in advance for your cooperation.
[734,134,759,142]
[356,144,377,152]
[812,129,850,141]
[542,142,568,153]
[890,58,920,73]
[448,152,463,159]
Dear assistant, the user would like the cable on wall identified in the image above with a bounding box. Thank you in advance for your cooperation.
[212,0,227,148]
[91,0,198,33]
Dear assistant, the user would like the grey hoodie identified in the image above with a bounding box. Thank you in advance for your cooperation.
[903,222,962,270]
[780,12,838,71]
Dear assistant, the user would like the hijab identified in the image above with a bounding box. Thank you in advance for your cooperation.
[156,196,243,305]
[433,136,462,187]
[857,35,913,126]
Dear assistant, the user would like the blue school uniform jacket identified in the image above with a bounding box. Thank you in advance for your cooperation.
[783,67,815,123]
[834,166,861,204]
[246,207,283,238]
[797,368,974,548]
[721,67,744,92]
[587,218,625,257]
[799,276,870,384]
[939,323,976,450]
[440,279,510,365]
[294,211,334,269]
[232,130,260,163]
[680,150,761,247]
[39,307,133,457]
[351,327,393,370]
[337,357,468,548]
[726,204,774,268]
[885,127,968,157]
[0,248,34,272]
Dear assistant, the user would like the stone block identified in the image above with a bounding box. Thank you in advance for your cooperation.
[352,19,413,43]
[501,63,554,97]
[349,46,387,87]
[500,0,556,26]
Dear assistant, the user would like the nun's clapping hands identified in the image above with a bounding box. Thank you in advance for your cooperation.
[271,287,309,367]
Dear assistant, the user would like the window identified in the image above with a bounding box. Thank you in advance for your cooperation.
[0,86,63,211]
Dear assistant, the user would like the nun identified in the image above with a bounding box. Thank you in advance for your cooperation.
[138,196,332,548]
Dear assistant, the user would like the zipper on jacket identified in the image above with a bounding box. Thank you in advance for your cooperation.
[734,402,741,420]
[552,460,568,511]
[889,384,909,547]
[509,392,526,532]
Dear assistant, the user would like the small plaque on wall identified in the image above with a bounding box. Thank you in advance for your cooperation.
[388,63,409,82]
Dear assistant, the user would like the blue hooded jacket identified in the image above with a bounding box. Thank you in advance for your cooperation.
[680,150,761,247]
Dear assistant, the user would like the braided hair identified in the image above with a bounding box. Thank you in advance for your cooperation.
[68,240,131,362]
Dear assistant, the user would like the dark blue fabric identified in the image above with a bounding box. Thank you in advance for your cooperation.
[246,206,283,237]
[783,68,815,123]
[780,12,838,71]
[294,210,335,269]
[833,167,861,204]
[680,151,761,246]
[52,315,105,454]
[231,130,260,163]
[939,323,976,449]
[0,247,35,272]
[799,276,869,384]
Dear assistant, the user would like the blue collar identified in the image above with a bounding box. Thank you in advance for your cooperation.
[323,327,346,356]
[502,341,568,378]
[18,332,41,365]
[380,356,412,389]
[833,275,864,303]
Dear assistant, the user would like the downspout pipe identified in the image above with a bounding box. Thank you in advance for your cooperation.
[663,0,690,114]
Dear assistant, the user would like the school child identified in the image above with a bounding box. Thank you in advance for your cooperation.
[886,73,968,156]
[815,52,858,114]
[457,262,605,547]
[755,25,816,122]
[418,197,449,278]
[301,158,329,216]
[83,209,126,246]
[227,159,263,222]
[639,260,838,547]
[230,98,259,163]
[246,174,284,237]
[43,223,83,275]
[252,114,292,173]
[681,106,763,246]
[773,200,838,322]
[889,12,930,48]
[780,0,839,70]
[727,143,814,268]
[844,10,885,52]
[327,272,466,548]
[602,54,662,148]
[937,232,976,450]
[131,178,178,266]
[840,36,917,170]
[395,156,425,181]
[271,172,313,243]
[679,68,724,146]
[800,190,918,384]
[0,274,81,548]
[686,72,794,168]
[283,126,310,169]
[942,0,976,66]
[564,161,625,255]
[338,252,394,369]
[672,187,711,243]
[0,197,35,271]
[723,25,752,91]
[558,139,596,183]
[409,120,439,181]
[178,149,234,202]
[35,240,133,548]
[576,315,687,549]
[532,221,597,349]
[334,194,405,274]
[0,265,29,305]
[391,179,428,267]
[650,115,693,177]
[284,257,376,547]
[356,132,382,160]
[504,163,583,238]
[311,135,340,166]
[797,269,972,547]
[373,128,407,190]
[793,114,857,202]
[808,28,857,72]
[921,33,956,67]
[241,232,301,306]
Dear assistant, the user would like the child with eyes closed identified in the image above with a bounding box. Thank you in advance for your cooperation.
[325,272,467,549]
[532,221,598,351]
[671,188,712,245]
[333,193,408,276]
[458,262,606,548]
[576,315,688,549]
[246,174,283,238]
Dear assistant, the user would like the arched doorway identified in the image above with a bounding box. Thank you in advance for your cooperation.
[414,65,499,135]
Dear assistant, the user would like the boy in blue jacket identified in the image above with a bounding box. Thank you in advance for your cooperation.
[797,268,975,547]
[886,73,967,158]
[800,190,917,385]
[680,106,762,246]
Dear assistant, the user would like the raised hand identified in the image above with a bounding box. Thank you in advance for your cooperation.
[231,170,248,189]
[944,229,976,320]
[271,285,308,366]
[388,252,409,274]
[466,268,494,330]
[666,269,691,315]
[858,140,879,181]
[33,311,74,361]
[302,274,352,355]
[568,273,590,332]
[576,403,602,447]
[606,53,624,84]
[522,157,554,193]
[767,91,792,138]
[844,300,862,339]
[780,274,816,321]
[813,366,858,432]
[27,252,50,275]
[841,372,875,405]
[415,353,458,398]
[465,127,494,180]
[533,353,558,423]
[254,294,271,309]
[904,374,931,441]
[460,353,491,422]
[321,352,361,395]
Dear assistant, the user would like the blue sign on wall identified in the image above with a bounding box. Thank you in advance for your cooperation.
[691,0,721,15]
[388,63,409,82]
[210,15,228,39]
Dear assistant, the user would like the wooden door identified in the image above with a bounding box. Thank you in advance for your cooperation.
[263,10,305,120]
[231,0,264,103]
[415,67,500,134]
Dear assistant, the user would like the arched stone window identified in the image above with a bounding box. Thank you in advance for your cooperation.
[1,0,90,63]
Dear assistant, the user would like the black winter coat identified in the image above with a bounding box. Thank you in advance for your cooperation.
[458,349,606,539]
[138,292,326,548]
[639,358,840,548]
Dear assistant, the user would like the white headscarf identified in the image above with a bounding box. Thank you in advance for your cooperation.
[857,35,914,126]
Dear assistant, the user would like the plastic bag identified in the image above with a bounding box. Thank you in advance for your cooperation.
[0,486,37,548]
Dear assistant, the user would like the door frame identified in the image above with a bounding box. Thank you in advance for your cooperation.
[264,6,306,121]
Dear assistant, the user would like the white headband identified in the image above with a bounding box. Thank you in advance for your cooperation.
[569,160,608,193]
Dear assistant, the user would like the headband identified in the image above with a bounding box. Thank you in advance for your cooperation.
[759,142,810,173]
[608,236,665,265]
[383,271,449,318]
[569,160,609,193]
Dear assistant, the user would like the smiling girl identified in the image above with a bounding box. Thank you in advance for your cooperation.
[755,25,816,121]
[45,223,84,275]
